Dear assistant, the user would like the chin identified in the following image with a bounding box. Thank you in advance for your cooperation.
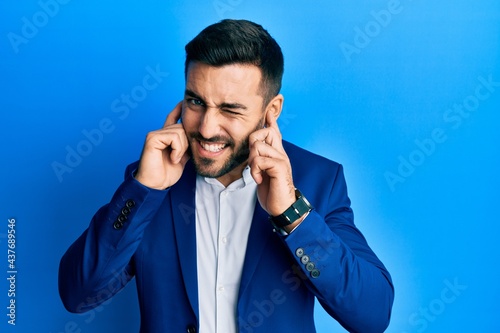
[192,157,225,178]
[193,155,245,179]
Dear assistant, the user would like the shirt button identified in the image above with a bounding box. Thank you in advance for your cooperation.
[222,237,227,244]
[218,285,225,292]
[300,255,310,265]
[295,248,304,257]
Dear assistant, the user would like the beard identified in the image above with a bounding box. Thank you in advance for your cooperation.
[187,120,264,179]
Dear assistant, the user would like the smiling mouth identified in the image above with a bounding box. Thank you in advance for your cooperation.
[199,140,228,153]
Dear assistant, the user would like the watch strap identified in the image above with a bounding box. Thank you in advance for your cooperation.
[270,189,313,228]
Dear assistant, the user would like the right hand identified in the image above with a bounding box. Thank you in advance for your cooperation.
[135,102,190,189]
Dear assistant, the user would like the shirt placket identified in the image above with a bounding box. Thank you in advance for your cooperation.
[215,189,230,331]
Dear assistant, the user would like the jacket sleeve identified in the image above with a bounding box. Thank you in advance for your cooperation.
[283,164,394,333]
[58,162,168,313]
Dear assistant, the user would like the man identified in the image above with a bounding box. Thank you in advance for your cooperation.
[59,19,394,333]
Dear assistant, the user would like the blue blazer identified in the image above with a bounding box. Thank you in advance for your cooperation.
[59,141,394,333]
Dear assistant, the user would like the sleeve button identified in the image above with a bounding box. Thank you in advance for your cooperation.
[300,255,310,265]
[306,262,315,272]
[310,269,320,278]
[295,248,304,257]
[125,199,136,208]
[113,221,123,230]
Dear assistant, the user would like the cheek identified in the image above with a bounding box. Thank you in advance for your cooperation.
[181,109,200,132]
[225,120,258,144]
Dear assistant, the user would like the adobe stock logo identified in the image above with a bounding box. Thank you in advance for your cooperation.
[213,0,243,18]
[238,289,287,333]
[339,0,411,63]
[385,74,499,192]
[7,0,72,54]
[402,277,467,333]
[51,64,169,183]
[51,270,130,333]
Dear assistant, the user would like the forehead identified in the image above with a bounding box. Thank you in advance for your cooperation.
[185,62,263,102]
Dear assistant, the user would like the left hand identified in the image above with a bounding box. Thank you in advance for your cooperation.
[248,111,296,217]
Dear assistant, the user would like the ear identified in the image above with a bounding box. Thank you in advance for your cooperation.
[264,94,284,120]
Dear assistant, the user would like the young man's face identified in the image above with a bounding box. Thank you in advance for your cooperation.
[181,62,270,185]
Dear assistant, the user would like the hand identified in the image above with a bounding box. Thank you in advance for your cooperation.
[248,111,296,217]
[135,102,190,189]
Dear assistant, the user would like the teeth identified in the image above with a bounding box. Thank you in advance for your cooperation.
[200,141,226,152]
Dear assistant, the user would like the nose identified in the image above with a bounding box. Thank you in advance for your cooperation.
[198,108,221,139]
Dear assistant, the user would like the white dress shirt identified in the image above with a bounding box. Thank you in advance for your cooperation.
[195,166,257,333]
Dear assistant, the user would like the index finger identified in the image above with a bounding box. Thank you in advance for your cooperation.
[163,101,183,127]
[264,111,283,140]
[249,112,284,150]
[265,110,280,132]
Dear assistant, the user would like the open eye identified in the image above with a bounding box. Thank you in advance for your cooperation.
[187,98,205,107]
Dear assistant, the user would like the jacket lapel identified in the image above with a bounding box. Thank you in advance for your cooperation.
[170,161,199,321]
[238,202,274,299]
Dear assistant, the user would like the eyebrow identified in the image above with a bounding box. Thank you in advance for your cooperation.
[184,89,248,111]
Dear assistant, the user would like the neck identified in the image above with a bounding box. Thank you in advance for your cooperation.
[216,162,248,187]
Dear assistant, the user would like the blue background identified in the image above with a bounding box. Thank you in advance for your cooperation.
[1,0,499,332]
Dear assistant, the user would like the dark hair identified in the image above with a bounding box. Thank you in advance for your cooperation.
[185,19,284,106]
